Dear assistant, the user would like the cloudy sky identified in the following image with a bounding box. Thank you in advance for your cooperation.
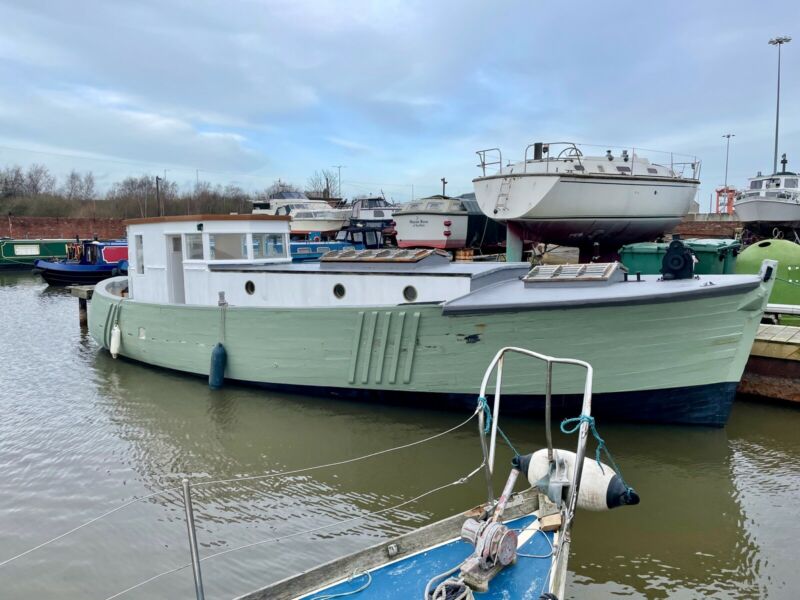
[0,0,798,206]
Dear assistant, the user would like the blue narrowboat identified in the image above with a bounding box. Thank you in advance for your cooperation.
[33,239,128,286]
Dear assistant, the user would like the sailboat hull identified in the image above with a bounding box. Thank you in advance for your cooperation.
[473,174,697,246]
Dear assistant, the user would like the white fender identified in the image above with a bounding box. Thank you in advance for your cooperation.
[110,324,121,359]
[522,448,639,511]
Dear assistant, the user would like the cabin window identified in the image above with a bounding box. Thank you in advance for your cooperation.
[647,167,658,174]
[185,234,204,260]
[616,166,631,174]
[135,235,144,274]
[373,210,385,217]
[245,281,255,295]
[425,201,444,210]
[333,283,346,299]
[750,180,763,190]
[252,233,287,258]
[209,233,247,260]
[403,286,418,302]
[572,164,585,171]
[13,244,40,256]
[785,178,798,189]
[366,231,378,246]
[596,165,605,173]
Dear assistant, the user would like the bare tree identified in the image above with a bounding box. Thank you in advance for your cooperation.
[107,175,157,217]
[63,170,83,200]
[264,179,301,197]
[305,169,338,197]
[81,172,96,200]
[0,165,25,197]
[24,164,57,196]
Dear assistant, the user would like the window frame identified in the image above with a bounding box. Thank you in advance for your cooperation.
[183,233,205,261]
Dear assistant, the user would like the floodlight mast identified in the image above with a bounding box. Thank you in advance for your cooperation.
[769,36,792,174]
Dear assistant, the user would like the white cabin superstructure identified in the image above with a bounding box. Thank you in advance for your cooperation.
[124,215,530,309]
[734,160,800,228]
[473,142,700,251]
[349,196,399,225]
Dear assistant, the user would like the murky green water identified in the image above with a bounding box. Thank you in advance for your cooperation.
[0,272,798,599]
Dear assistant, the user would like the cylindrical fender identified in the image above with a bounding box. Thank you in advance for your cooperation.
[209,343,227,389]
[110,324,121,359]
[517,449,639,511]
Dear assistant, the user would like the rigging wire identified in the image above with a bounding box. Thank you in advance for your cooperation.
[0,408,480,570]
[100,463,485,600]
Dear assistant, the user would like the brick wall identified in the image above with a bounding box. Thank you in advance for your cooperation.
[673,215,742,239]
[0,216,125,240]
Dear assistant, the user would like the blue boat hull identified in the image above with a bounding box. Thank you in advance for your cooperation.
[33,260,120,286]
[299,514,554,599]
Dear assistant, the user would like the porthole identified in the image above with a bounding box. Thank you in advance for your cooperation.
[403,285,418,302]
[245,280,255,295]
[333,283,346,299]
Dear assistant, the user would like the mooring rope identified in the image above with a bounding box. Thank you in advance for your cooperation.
[560,414,636,501]
[477,395,520,457]
[309,571,372,600]
[101,463,485,600]
[0,408,480,569]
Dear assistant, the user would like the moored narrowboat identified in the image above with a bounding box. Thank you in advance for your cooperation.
[0,238,72,270]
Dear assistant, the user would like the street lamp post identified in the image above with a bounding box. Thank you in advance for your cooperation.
[769,35,792,174]
[722,133,735,190]
[331,165,345,198]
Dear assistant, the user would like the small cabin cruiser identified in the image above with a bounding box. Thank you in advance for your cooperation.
[393,194,504,251]
[735,154,800,238]
[252,189,349,238]
[88,214,775,426]
[349,195,399,230]
[473,142,700,257]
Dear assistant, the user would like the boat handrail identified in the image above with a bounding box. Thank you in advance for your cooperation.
[477,346,593,527]
[478,141,701,180]
[523,142,585,174]
[475,148,503,176]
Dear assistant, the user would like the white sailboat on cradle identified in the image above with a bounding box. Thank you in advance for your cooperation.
[472,142,700,259]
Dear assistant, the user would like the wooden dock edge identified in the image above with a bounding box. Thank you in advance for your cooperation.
[739,324,800,404]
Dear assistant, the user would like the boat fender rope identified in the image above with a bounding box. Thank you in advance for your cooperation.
[477,396,520,457]
[430,578,473,600]
[309,571,372,600]
[560,415,636,504]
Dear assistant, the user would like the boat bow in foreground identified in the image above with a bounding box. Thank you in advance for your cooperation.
[236,347,638,600]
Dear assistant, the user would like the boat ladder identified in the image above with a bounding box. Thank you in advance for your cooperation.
[495,177,512,213]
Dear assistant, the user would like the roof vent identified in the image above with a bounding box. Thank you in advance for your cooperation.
[523,262,626,287]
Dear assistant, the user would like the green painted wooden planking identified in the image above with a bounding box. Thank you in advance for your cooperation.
[89,278,770,397]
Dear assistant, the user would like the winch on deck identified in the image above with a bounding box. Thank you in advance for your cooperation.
[425,347,639,600]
